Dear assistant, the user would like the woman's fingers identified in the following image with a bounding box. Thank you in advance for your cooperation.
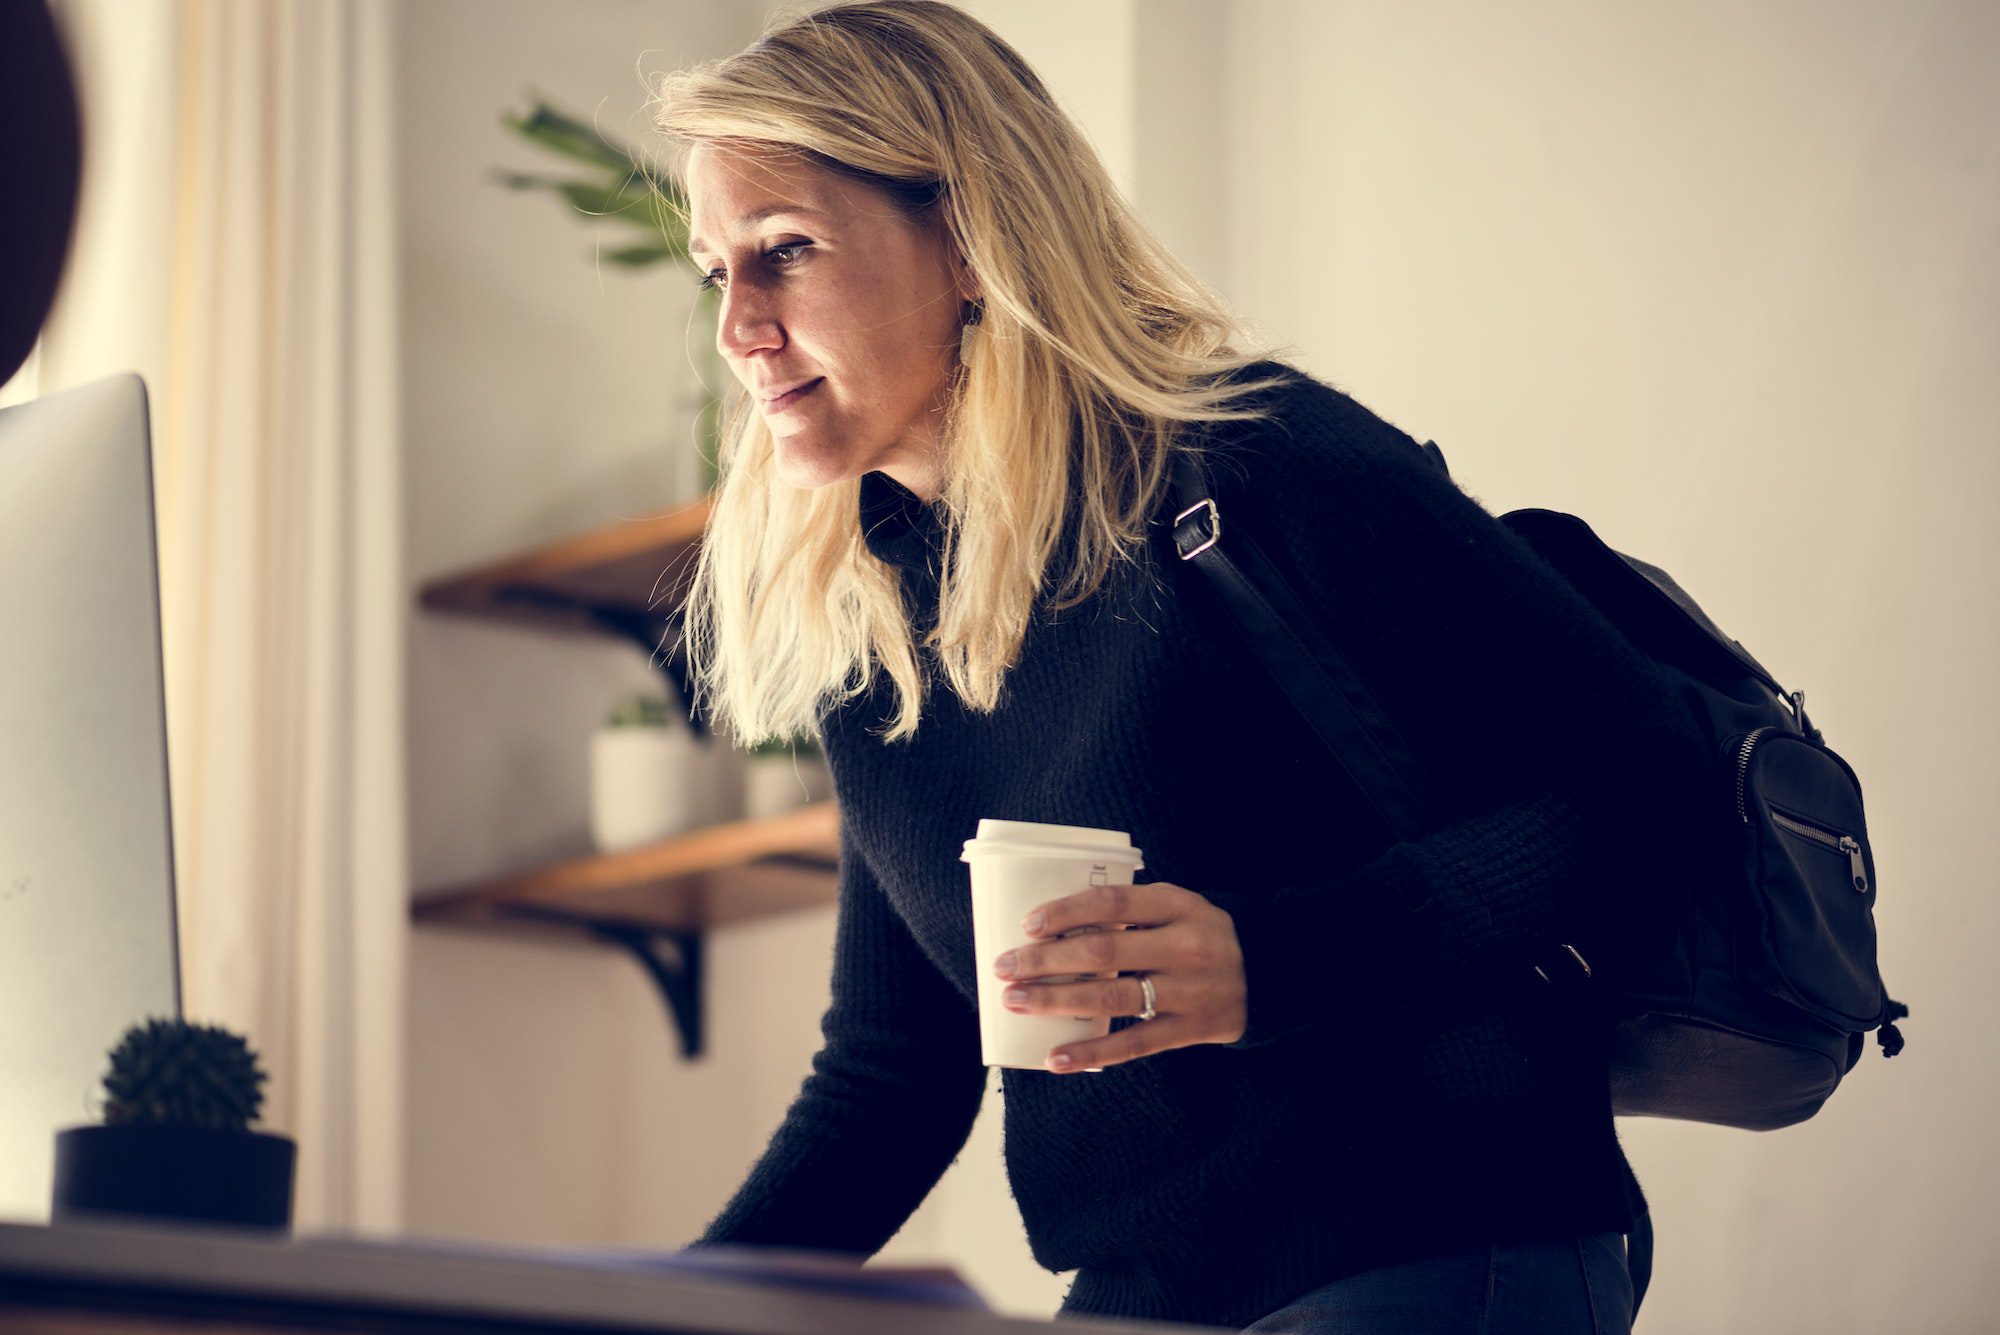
[1000,901,1225,983]
[1045,1014,1195,1072]
[996,879,1249,1071]
[999,920,1147,982]
[1020,880,1185,941]
[1002,971,1157,1021]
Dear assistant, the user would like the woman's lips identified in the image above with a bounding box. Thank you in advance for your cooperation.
[763,378,824,412]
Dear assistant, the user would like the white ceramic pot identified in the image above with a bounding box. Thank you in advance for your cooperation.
[742,750,834,820]
[590,723,705,852]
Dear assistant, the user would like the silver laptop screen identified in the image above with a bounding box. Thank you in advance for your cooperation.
[0,373,182,1222]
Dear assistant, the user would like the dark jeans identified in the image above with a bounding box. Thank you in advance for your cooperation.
[1238,1232,1634,1334]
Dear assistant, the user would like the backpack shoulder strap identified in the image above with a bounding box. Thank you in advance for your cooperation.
[1162,444,1431,841]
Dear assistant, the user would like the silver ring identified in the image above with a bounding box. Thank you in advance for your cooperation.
[1136,974,1157,1022]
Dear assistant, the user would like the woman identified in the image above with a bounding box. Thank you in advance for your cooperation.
[657,3,1714,1331]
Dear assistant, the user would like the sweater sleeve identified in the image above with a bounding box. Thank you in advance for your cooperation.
[686,816,988,1253]
[1211,375,1718,1049]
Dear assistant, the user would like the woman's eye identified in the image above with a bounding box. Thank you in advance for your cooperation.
[697,242,811,293]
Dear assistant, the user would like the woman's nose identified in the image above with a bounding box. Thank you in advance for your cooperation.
[717,294,783,358]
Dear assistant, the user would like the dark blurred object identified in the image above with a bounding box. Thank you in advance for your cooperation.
[0,0,84,387]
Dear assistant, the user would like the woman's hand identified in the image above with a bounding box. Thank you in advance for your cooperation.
[992,881,1247,1072]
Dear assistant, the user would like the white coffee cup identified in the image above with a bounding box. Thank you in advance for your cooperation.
[961,818,1145,1070]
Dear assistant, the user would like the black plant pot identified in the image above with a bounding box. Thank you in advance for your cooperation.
[51,1124,295,1230]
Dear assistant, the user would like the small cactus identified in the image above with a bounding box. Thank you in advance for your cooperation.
[100,1016,268,1132]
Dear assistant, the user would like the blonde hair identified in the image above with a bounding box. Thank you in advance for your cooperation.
[651,0,1290,747]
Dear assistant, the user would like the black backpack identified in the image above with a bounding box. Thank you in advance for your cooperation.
[1162,437,1909,1130]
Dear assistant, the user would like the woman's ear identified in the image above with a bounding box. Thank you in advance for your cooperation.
[955,253,983,307]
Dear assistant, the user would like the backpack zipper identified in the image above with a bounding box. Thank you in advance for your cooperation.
[1768,808,1870,893]
[1733,726,1777,823]
[1732,690,1821,821]
[1737,729,1870,891]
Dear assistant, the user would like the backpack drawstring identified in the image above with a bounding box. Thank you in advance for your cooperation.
[1876,997,1909,1058]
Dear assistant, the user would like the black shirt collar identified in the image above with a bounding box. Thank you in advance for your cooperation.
[858,469,945,573]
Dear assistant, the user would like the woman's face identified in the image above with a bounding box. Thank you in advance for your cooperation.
[685,142,975,501]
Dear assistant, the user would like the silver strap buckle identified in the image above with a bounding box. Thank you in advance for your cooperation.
[1532,943,1593,985]
[1173,497,1220,560]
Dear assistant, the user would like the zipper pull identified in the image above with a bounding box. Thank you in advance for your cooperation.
[1839,835,1868,892]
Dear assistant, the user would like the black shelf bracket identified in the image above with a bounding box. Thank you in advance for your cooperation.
[585,606,710,741]
[589,923,705,1059]
[482,585,710,740]
[495,905,705,1058]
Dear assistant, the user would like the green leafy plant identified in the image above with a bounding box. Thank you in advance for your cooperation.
[493,97,725,491]
[100,1017,269,1133]
[749,731,823,761]
[604,692,678,729]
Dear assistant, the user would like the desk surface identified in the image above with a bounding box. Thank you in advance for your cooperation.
[0,1218,1227,1334]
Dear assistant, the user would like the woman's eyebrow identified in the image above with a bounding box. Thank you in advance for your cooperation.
[687,206,831,259]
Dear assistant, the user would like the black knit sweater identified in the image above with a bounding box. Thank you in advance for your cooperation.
[690,363,1717,1329]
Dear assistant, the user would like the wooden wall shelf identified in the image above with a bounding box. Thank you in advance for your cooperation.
[417,495,712,636]
[412,494,843,1058]
[412,801,840,934]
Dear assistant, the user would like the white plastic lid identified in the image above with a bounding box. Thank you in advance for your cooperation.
[960,818,1143,867]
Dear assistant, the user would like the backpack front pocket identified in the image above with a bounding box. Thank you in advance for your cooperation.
[1768,806,1869,894]
[1738,733,1886,1031]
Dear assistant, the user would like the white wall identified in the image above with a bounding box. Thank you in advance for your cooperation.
[1212,3,1997,1331]
[397,0,793,1253]
[400,1,1998,1330]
